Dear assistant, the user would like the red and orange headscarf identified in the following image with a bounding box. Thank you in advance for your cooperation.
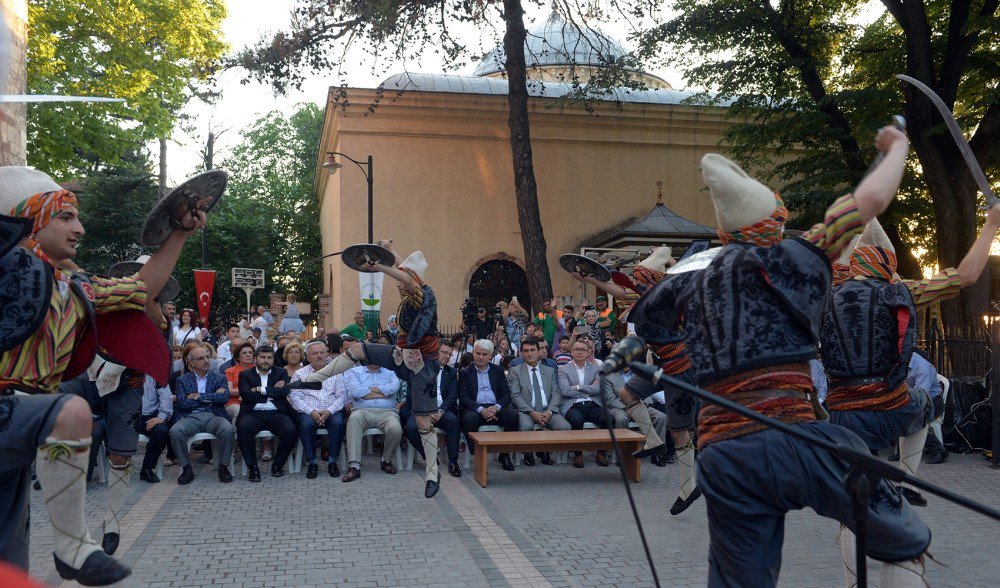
[850,246,897,281]
[8,190,78,269]
[718,194,788,247]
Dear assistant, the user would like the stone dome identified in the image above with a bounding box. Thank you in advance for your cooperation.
[472,9,670,89]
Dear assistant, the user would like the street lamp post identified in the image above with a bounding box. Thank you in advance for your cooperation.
[323,152,373,243]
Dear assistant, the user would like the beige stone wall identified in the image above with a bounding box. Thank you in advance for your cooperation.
[317,88,733,329]
[0,0,26,166]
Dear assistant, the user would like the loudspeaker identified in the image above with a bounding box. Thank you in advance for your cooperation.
[967,256,1000,316]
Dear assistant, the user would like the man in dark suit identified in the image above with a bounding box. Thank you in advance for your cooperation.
[168,348,235,484]
[236,346,297,481]
[403,340,463,477]
[508,337,569,466]
[459,339,519,471]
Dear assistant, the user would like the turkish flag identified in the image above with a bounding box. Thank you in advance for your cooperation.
[193,269,216,327]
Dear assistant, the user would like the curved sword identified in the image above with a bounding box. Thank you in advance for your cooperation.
[897,74,999,207]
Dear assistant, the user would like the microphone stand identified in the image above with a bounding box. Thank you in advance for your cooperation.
[626,360,1000,588]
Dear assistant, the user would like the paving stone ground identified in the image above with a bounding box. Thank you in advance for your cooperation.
[25,443,1000,587]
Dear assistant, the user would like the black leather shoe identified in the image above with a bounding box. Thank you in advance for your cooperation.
[218,466,233,483]
[102,532,119,555]
[306,463,319,479]
[633,443,669,460]
[448,461,462,477]
[328,462,341,478]
[663,452,676,464]
[650,454,667,467]
[248,465,261,482]
[925,450,949,464]
[139,468,160,483]
[499,453,515,471]
[271,466,285,478]
[177,465,194,485]
[522,452,535,466]
[888,450,900,462]
[54,550,132,586]
[899,486,928,507]
[425,471,441,498]
[539,452,554,465]
[670,487,703,516]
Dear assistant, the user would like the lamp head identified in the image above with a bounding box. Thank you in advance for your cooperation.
[321,153,342,174]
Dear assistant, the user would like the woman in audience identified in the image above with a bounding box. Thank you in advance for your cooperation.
[173,308,202,346]
[224,343,255,421]
[279,293,306,335]
[282,341,305,380]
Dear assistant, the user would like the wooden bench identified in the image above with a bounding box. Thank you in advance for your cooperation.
[467,429,645,488]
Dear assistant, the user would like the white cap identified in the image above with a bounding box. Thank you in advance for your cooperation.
[701,154,776,233]
[857,218,894,252]
[0,167,63,215]
[638,246,672,273]
[399,251,427,281]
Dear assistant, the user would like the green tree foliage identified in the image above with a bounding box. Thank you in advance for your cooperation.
[26,0,228,177]
[170,104,325,325]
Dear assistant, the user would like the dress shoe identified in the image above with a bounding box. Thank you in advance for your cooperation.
[270,466,285,478]
[670,487,703,515]
[596,451,610,467]
[663,452,676,464]
[522,452,536,466]
[540,452,555,466]
[139,468,160,483]
[177,465,195,485]
[650,454,667,467]
[425,471,441,498]
[499,453,515,471]
[33,479,41,491]
[888,450,900,462]
[899,486,928,507]
[218,466,233,483]
[925,450,949,464]
[248,465,261,483]
[328,462,341,478]
[573,452,584,468]
[448,461,462,477]
[306,463,319,479]
[632,443,669,460]
[381,460,397,475]
[102,531,120,555]
[342,467,361,482]
[54,550,132,586]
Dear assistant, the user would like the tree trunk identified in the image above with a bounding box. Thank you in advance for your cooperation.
[158,136,168,198]
[502,0,553,313]
[883,221,922,280]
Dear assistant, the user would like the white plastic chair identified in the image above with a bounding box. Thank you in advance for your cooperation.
[97,433,163,483]
[361,428,404,469]
[185,432,237,473]
[931,374,950,445]
[406,427,444,470]
[463,425,502,468]
[291,429,348,474]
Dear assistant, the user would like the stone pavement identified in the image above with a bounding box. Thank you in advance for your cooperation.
[25,444,1000,587]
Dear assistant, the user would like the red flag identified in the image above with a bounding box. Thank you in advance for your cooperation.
[193,269,216,327]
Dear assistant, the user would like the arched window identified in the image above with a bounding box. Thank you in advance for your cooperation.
[469,259,531,311]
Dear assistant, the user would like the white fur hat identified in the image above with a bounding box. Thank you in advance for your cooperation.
[638,246,672,273]
[857,219,894,253]
[399,251,427,281]
[0,167,63,215]
[701,154,776,232]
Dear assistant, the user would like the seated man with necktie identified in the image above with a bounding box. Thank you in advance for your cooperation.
[403,339,463,477]
[341,363,403,482]
[458,339,520,471]
[508,337,569,466]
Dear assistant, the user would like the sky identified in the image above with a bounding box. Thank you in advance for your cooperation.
[165,1,685,182]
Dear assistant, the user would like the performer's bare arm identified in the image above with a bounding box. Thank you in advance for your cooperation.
[572,272,629,299]
[854,126,909,223]
[957,204,1000,286]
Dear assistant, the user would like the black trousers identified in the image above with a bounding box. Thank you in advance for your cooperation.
[136,414,170,471]
[405,410,462,462]
[565,401,608,430]
[462,406,519,455]
[236,410,297,470]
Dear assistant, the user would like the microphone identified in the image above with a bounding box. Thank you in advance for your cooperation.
[598,335,648,375]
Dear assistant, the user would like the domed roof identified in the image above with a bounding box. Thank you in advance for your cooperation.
[473,9,629,77]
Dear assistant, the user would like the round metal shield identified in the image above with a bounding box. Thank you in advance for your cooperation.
[342,244,395,273]
[140,170,228,248]
[558,253,612,283]
[107,260,180,303]
[666,248,722,275]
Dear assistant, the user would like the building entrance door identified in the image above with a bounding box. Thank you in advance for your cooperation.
[468,259,531,313]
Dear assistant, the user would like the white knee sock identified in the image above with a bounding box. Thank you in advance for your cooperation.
[420,428,439,483]
[676,441,697,500]
[879,557,928,587]
[899,426,929,490]
[103,458,132,536]
[625,402,662,449]
[36,437,102,568]
[838,525,859,588]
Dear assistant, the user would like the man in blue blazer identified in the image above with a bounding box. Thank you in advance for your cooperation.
[403,340,463,477]
[167,346,236,484]
[458,340,519,471]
